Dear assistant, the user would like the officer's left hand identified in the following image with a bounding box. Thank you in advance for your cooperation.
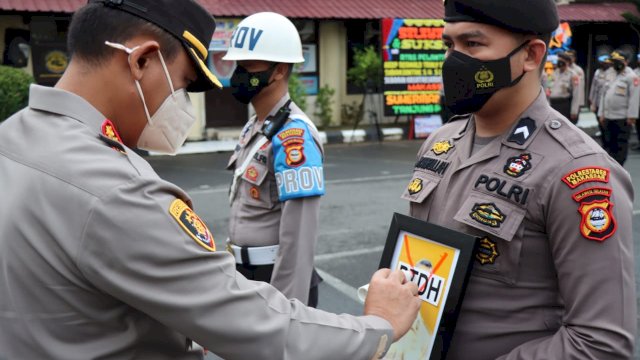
[570,114,578,122]
[599,116,605,125]
[627,118,635,126]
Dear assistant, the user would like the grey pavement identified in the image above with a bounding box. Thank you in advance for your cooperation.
[146,139,640,360]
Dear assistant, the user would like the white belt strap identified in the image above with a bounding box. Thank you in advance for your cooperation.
[229,244,279,266]
[229,136,269,204]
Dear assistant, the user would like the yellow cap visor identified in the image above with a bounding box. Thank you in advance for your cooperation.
[188,47,222,89]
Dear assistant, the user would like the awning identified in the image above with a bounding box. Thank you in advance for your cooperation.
[0,0,637,22]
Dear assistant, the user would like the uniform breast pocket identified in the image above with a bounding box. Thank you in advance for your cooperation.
[401,171,440,204]
[453,193,526,285]
[614,84,628,96]
[241,162,277,209]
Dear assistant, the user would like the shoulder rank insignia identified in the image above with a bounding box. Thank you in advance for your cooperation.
[431,140,454,155]
[503,154,532,178]
[470,203,506,228]
[507,117,536,146]
[475,236,499,265]
[101,119,126,153]
[169,199,215,252]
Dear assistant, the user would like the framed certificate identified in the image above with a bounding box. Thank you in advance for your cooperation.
[379,213,478,360]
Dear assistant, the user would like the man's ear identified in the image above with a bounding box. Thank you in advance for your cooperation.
[127,40,160,81]
[271,63,290,82]
[523,39,547,73]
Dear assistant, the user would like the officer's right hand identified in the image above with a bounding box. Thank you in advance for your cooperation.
[363,269,421,341]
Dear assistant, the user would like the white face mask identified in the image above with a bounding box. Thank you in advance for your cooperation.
[105,41,196,155]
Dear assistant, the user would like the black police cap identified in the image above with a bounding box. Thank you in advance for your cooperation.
[90,0,222,92]
[444,0,559,35]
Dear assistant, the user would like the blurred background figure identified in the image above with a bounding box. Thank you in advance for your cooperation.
[547,52,581,123]
[598,50,640,165]
[590,54,613,144]
[565,49,585,109]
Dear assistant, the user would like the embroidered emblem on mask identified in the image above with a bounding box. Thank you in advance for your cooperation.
[562,167,610,188]
[475,67,495,89]
[475,237,499,265]
[431,140,454,155]
[470,203,506,228]
[503,153,532,178]
[169,199,215,252]
[407,178,424,195]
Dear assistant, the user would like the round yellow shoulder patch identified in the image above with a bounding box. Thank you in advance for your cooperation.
[169,199,215,252]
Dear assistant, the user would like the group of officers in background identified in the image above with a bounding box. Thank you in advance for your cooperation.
[545,49,640,165]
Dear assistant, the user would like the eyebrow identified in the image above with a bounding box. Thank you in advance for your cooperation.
[442,30,489,42]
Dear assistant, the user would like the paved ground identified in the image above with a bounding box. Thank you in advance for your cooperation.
[147,139,640,359]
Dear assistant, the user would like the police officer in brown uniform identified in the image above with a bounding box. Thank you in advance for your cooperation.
[566,49,586,108]
[0,1,422,358]
[403,0,636,358]
[223,12,324,307]
[598,50,640,166]
[547,52,581,122]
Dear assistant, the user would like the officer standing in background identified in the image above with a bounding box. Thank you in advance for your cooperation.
[403,0,635,358]
[223,12,323,307]
[547,52,581,122]
[566,49,586,107]
[598,50,640,165]
[0,1,422,358]
[590,54,613,144]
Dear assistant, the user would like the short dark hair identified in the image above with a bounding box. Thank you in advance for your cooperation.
[67,4,181,66]
[515,32,552,75]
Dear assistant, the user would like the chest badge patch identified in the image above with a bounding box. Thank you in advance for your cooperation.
[475,237,499,265]
[245,166,259,182]
[470,203,506,228]
[578,200,617,242]
[407,178,424,195]
[249,186,260,200]
[503,153,532,178]
[169,199,215,252]
[431,140,454,155]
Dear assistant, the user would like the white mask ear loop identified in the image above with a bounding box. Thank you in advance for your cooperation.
[156,51,176,96]
[105,41,154,123]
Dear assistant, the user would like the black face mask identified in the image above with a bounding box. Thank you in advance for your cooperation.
[557,60,567,69]
[442,41,529,115]
[613,61,625,72]
[230,64,277,104]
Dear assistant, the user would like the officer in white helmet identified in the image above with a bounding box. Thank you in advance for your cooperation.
[223,12,324,306]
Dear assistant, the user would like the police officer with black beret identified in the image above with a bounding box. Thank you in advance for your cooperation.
[403,0,636,358]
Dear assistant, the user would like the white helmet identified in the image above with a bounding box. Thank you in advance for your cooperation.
[222,12,304,63]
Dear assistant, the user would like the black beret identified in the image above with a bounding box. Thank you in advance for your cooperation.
[90,0,222,92]
[444,0,559,35]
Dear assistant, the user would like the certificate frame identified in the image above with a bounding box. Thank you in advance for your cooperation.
[379,213,478,360]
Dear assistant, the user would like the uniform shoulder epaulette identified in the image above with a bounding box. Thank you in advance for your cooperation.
[99,119,127,154]
[544,116,599,159]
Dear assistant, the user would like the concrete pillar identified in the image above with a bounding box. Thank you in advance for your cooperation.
[187,92,206,141]
[319,21,346,126]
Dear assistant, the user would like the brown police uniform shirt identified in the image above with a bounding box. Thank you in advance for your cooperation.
[0,85,392,359]
[402,90,636,359]
[598,66,640,120]
[227,94,324,304]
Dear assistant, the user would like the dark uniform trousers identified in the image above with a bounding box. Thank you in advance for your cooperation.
[603,118,631,165]
[550,97,573,122]
[236,263,321,308]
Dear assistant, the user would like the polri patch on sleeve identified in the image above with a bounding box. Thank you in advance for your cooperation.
[169,199,215,252]
[578,199,616,242]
